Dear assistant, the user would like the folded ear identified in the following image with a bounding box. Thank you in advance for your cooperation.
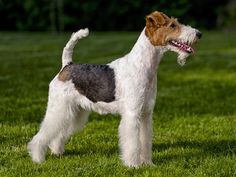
[146,11,169,28]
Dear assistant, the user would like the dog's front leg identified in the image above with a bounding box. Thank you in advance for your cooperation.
[118,111,142,167]
[139,75,156,165]
[140,111,153,165]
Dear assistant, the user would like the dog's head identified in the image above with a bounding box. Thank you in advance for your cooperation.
[145,11,202,65]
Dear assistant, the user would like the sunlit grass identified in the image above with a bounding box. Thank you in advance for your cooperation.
[0,31,236,176]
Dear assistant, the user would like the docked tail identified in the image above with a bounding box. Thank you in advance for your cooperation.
[62,28,89,67]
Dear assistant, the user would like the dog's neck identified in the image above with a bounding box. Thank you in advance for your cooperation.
[127,28,166,71]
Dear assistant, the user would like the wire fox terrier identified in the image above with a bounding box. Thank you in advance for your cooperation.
[28,11,202,167]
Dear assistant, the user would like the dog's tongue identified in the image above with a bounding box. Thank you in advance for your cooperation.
[170,40,194,54]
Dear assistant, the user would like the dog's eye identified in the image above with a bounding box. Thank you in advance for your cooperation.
[170,23,176,28]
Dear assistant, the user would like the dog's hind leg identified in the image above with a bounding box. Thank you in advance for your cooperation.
[48,110,90,156]
[27,90,79,163]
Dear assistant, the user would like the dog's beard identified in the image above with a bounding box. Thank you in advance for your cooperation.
[177,51,189,66]
[168,45,189,66]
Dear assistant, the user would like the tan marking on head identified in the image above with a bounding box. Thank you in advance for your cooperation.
[58,65,73,82]
[145,11,182,46]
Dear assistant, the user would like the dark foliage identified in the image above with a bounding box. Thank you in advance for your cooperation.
[0,0,229,31]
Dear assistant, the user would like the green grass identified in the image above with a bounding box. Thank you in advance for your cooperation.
[0,30,236,177]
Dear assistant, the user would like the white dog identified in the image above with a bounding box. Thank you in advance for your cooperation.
[28,11,201,167]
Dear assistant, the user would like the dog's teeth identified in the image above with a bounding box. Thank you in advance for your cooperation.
[171,40,193,53]
[187,47,192,52]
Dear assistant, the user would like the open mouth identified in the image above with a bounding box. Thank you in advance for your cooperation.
[169,40,194,54]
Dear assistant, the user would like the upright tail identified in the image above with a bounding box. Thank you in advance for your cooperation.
[62,28,89,67]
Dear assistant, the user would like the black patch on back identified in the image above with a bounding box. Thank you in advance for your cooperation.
[60,63,116,103]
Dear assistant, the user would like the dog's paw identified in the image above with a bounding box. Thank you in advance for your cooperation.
[49,144,65,156]
[27,141,45,163]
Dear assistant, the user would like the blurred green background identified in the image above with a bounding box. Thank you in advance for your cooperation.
[0,0,235,32]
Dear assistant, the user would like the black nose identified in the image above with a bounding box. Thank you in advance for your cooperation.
[196,31,202,39]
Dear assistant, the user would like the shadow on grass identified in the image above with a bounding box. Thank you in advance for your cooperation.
[60,139,236,165]
[153,139,236,164]
[64,145,118,157]
[64,142,119,156]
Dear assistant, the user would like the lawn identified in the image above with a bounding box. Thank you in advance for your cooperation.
[0,30,236,177]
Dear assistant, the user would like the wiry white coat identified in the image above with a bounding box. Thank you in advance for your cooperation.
[28,25,199,167]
